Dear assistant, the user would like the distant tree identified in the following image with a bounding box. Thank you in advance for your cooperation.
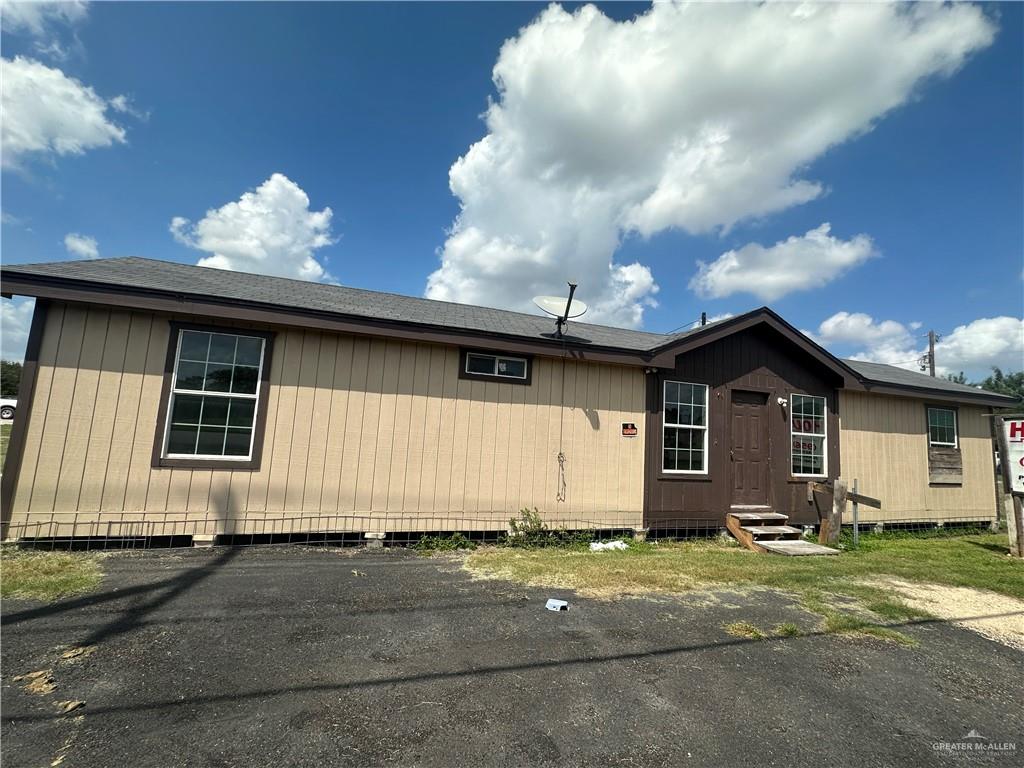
[981,367,1024,405]
[944,371,968,385]
[0,360,21,398]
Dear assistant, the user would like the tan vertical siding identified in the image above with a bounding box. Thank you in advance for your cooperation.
[9,302,646,537]
[838,391,996,522]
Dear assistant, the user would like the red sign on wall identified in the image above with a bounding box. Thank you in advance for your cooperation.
[622,422,638,437]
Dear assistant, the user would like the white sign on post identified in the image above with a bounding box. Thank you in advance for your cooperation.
[1004,418,1024,494]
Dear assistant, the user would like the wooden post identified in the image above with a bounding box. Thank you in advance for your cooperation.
[852,478,859,548]
[820,479,847,545]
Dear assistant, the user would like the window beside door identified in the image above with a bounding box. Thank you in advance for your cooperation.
[663,381,708,473]
[791,394,826,477]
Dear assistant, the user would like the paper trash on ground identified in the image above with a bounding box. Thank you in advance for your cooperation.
[590,541,629,552]
[545,599,569,612]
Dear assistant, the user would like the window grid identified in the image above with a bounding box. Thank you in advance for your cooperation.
[927,407,957,447]
[791,394,827,477]
[663,381,709,474]
[465,352,528,380]
[164,330,265,460]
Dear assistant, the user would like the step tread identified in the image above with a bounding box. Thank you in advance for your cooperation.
[741,525,801,535]
[758,540,839,556]
[727,512,789,521]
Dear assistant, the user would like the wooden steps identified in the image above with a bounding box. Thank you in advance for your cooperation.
[726,510,837,556]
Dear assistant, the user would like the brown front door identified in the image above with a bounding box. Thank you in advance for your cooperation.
[730,390,770,506]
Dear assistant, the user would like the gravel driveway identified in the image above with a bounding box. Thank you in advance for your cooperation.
[2,546,1021,767]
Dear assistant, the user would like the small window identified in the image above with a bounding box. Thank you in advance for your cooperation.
[663,381,708,473]
[927,407,957,447]
[163,330,266,460]
[463,352,529,381]
[791,394,827,477]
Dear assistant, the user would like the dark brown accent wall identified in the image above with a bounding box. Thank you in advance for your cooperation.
[643,324,842,528]
[1,299,48,535]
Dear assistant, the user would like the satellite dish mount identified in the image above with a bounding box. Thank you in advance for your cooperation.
[533,282,588,338]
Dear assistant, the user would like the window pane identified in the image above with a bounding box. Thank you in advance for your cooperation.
[201,397,229,426]
[167,424,199,454]
[231,365,259,395]
[204,364,233,392]
[179,331,210,362]
[691,405,706,427]
[497,358,526,378]
[208,334,237,364]
[224,428,252,456]
[235,337,263,366]
[691,385,706,407]
[663,449,676,471]
[664,427,678,449]
[466,354,494,375]
[176,361,206,390]
[228,399,256,428]
[197,426,226,455]
[665,404,679,425]
[170,394,203,424]
[665,382,679,405]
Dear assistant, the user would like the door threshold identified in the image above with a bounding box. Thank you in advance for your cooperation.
[730,504,772,510]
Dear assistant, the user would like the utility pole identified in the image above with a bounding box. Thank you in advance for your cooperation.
[928,330,937,377]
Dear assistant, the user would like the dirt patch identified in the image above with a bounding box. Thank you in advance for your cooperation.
[866,578,1024,651]
[12,669,56,695]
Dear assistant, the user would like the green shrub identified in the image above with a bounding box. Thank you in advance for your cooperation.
[415,533,476,552]
[503,508,593,548]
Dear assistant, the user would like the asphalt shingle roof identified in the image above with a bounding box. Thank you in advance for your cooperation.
[2,257,681,352]
[2,257,1014,402]
[841,358,1007,399]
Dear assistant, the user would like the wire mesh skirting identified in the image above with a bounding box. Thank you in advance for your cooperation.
[0,510,1001,551]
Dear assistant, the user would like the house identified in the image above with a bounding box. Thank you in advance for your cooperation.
[0,257,1015,544]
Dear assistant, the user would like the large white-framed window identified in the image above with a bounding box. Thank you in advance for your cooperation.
[927,407,958,448]
[162,329,267,460]
[791,394,827,477]
[662,381,709,474]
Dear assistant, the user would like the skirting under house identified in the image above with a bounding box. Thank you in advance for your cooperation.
[0,258,1015,544]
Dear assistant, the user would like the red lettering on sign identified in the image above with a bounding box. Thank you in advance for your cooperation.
[1010,421,1024,442]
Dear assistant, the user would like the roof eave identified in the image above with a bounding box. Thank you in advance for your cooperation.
[0,269,658,366]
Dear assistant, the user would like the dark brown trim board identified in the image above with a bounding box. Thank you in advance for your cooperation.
[150,320,275,471]
[1,299,49,536]
[458,347,534,386]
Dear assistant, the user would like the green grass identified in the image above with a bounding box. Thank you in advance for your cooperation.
[0,548,103,601]
[0,423,10,467]
[466,532,1022,645]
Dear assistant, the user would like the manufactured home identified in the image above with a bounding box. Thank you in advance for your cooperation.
[0,257,1015,543]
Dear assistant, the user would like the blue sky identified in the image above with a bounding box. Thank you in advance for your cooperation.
[2,1,1022,377]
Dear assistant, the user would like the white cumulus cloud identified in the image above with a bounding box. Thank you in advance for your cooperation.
[1,55,126,168]
[812,311,1024,380]
[1,297,35,361]
[170,173,336,282]
[63,232,98,259]
[0,1,88,37]
[690,224,876,302]
[426,2,995,327]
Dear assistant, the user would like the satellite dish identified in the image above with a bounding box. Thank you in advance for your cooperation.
[533,295,588,319]
[533,283,588,338]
